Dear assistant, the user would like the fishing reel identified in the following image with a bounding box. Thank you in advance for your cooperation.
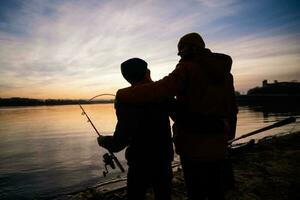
[79,103,125,176]
[102,153,116,177]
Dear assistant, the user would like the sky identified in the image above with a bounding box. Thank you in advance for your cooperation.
[0,0,299,99]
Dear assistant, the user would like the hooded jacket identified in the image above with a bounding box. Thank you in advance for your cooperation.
[117,49,238,160]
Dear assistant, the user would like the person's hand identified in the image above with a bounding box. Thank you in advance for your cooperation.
[97,136,104,147]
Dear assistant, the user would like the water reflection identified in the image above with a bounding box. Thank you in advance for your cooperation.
[0,104,299,199]
[236,105,300,143]
[0,104,123,199]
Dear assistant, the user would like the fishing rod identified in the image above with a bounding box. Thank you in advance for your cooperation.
[79,94,125,176]
[228,116,296,144]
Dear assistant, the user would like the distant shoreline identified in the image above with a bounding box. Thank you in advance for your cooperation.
[236,94,300,105]
[1,95,299,107]
[0,97,114,107]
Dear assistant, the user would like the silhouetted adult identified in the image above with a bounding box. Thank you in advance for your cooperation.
[98,58,174,200]
[116,33,238,200]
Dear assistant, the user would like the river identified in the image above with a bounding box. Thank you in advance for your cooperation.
[0,104,299,199]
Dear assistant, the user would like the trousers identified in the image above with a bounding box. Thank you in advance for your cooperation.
[127,162,173,200]
[181,157,225,200]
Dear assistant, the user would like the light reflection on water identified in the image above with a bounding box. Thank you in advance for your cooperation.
[0,104,299,199]
[236,105,300,143]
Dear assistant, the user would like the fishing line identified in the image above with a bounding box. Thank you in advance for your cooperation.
[88,94,116,102]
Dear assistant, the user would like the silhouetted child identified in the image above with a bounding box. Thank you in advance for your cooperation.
[98,58,174,200]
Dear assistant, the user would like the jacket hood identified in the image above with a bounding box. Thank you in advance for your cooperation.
[177,33,205,56]
[197,49,232,84]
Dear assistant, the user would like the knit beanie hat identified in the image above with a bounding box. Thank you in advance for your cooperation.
[121,58,148,84]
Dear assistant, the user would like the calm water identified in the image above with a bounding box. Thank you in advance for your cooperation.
[0,104,299,199]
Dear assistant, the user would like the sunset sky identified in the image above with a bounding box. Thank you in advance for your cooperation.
[0,0,299,99]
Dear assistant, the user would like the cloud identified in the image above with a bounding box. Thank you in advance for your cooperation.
[210,31,300,92]
[0,0,299,97]
[196,0,236,7]
[0,0,241,98]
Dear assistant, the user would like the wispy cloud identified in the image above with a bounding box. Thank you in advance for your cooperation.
[210,28,300,91]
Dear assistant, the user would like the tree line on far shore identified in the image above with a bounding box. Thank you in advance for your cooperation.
[0,97,114,106]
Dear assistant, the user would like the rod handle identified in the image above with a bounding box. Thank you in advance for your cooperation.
[111,153,125,172]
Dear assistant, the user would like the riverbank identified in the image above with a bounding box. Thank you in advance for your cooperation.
[53,131,300,200]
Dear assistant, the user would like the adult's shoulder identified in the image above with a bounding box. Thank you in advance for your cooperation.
[177,59,194,68]
[211,52,232,66]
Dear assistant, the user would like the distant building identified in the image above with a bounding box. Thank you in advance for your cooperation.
[247,80,300,95]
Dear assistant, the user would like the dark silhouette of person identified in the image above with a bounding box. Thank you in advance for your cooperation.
[98,58,174,200]
[116,33,238,200]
